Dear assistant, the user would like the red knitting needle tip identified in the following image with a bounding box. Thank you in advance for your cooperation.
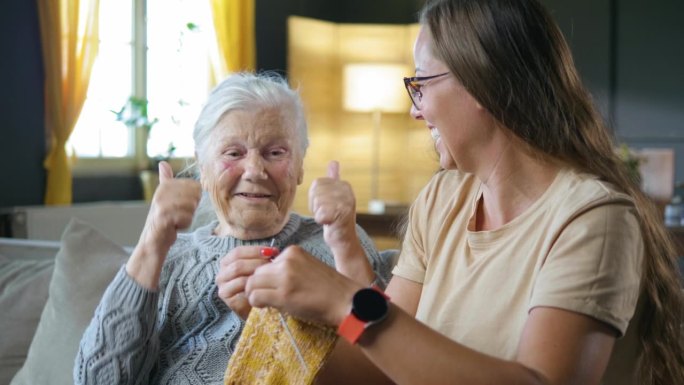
[260,246,279,258]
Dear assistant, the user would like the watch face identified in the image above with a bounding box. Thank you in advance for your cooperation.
[352,288,389,322]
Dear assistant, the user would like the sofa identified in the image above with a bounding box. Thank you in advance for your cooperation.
[0,201,398,385]
[0,201,150,385]
[0,237,59,384]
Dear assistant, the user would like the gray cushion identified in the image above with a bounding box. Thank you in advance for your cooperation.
[0,255,54,384]
[10,219,129,385]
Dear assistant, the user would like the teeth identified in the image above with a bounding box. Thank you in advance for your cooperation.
[240,193,269,198]
[430,128,440,141]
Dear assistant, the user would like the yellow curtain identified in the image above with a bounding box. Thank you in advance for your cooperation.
[209,0,256,82]
[37,0,99,205]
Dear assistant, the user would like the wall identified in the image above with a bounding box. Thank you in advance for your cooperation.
[614,0,684,192]
[254,0,421,74]
[1,0,683,208]
[287,18,432,215]
[544,0,612,117]
[545,0,684,190]
[0,0,45,208]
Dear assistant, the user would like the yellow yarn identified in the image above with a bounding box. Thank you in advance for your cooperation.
[224,307,338,385]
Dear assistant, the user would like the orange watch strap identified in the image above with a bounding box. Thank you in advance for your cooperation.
[337,286,390,344]
[338,312,366,344]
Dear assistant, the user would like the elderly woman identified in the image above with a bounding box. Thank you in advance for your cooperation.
[73,72,391,385]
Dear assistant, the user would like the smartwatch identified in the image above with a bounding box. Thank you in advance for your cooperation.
[337,286,390,344]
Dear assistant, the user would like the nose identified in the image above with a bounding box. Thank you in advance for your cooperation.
[243,152,267,181]
[409,103,423,120]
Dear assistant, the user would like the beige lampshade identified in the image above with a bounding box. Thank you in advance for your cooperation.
[343,63,411,113]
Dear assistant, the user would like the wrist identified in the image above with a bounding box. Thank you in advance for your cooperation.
[334,249,375,285]
[369,274,386,291]
[328,236,362,256]
[336,285,391,345]
[127,245,164,289]
[332,282,362,327]
[356,301,396,347]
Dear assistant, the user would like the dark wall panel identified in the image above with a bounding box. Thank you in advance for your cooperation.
[255,0,419,75]
[542,0,613,120]
[614,0,684,140]
[0,0,45,208]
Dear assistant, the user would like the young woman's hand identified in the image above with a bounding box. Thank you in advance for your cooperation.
[245,245,362,327]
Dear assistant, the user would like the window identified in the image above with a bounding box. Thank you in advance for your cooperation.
[69,0,216,164]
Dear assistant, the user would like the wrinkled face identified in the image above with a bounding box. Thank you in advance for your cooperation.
[200,107,304,240]
[411,26,495,173]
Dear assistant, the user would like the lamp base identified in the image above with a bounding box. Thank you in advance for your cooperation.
[368,199,409,215]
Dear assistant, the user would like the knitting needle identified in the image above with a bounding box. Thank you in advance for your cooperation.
[269,239,308,372]
[278,311,308,372]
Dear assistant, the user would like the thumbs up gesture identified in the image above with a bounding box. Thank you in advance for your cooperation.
[127,161,202,289]
[309,161,357,246]
[309,161,373,283]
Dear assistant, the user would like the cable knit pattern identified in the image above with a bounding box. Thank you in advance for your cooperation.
[74,213,389,385]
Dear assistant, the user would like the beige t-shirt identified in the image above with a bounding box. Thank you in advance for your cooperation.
[393,168,643,384]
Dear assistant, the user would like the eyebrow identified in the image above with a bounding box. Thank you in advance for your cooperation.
[215,137,242,146]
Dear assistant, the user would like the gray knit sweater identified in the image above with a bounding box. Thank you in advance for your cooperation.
[74,213,390,385]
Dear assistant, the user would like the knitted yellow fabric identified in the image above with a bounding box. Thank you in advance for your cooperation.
[224,307,338,385]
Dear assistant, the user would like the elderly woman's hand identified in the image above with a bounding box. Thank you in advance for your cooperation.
[309,161,375,285]
[216,245,273,319]
[309,161,359,250]
[127,161,202,289]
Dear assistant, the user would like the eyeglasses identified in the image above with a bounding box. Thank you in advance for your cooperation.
[403,72,450,110]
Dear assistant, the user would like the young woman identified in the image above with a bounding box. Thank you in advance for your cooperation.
[244,1,684,384]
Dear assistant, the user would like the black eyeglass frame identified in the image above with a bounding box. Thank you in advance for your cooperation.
[403,72,450,109]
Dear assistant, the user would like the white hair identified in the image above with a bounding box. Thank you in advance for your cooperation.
[182,72,308,228]
[192,71,308,170]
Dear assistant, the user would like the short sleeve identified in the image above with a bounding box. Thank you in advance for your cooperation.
[392,197,429,284]
[530,203,643,335]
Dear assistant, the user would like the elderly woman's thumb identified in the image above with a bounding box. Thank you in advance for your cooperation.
[158,161,174,183]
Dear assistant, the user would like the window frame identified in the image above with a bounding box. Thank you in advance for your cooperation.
[72,0,195,176]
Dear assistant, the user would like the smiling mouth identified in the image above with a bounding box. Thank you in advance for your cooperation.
[236,193,272,198]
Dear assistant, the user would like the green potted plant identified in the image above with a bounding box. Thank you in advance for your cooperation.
[113,96,175,201]
[113,96,164,167]
[616,143,643,185]
[113,96,158,135]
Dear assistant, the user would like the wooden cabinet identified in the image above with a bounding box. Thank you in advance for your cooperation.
[356,212,406,250]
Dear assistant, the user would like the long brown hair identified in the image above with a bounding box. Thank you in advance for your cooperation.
[421,0,684,383]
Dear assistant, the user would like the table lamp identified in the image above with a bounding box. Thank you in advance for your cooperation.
[343,63,410,213]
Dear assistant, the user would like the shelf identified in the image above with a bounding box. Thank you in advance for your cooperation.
[356,212,406,239]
